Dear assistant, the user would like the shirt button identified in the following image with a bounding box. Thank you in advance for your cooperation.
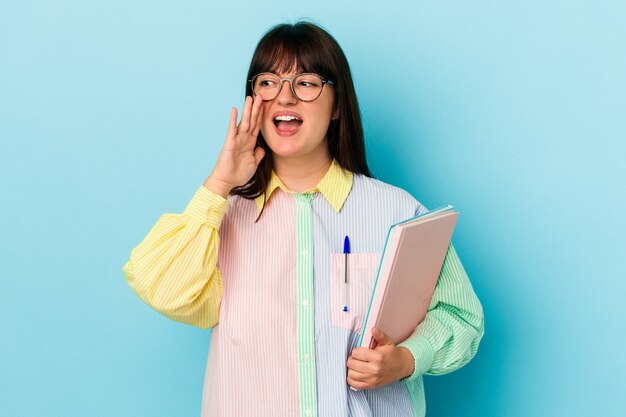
[301,299,309,307]
[301,249,308,256]
[303,354,310,362]
[305,410,312,417]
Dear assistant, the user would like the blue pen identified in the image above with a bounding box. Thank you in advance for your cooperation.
[343,236,350,312]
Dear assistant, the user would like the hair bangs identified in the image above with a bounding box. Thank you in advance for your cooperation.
[248,25,334,80]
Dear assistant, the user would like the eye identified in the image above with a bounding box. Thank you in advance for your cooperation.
[255,75,279,88]
[297,78,321,88]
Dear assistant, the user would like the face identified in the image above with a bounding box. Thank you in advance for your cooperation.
[258,67,338,161]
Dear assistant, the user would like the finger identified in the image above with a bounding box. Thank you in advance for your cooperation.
[227,107,237,138]
[347,368,369,382]
[347,376,369,390]
[372,328,395,347]
[347,357,371,373]
[349,354,384,375]
[238,96,253,133]
[351,347,381,361]
[349,347,368,357]
[251,102,264,139]
[248,94,263,133]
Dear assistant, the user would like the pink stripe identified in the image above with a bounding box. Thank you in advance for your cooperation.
[202,190,299,417]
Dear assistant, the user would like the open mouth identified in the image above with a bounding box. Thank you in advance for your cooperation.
[273,116,303,131]
[273,115,303,136]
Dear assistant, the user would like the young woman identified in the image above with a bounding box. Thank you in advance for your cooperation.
[123,21,484,417]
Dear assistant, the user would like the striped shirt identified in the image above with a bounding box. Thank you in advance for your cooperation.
[122,158,484,417]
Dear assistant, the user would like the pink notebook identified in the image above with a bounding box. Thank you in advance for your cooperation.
[357,206,458,350]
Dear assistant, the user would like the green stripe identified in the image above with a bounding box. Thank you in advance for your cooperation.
[295,193,317,417]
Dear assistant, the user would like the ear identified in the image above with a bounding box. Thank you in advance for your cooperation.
[331,105,340,121]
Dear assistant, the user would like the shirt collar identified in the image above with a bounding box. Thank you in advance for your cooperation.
[254,158,353,214]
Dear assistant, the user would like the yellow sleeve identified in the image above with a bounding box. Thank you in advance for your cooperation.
[122,185,228,329]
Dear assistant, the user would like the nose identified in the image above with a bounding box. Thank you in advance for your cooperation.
[275,79,298,105]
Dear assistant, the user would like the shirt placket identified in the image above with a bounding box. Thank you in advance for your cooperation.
[294,193,317,417]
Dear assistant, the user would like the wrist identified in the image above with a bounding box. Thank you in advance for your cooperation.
[204,176,233,199]
[397,346,415,380]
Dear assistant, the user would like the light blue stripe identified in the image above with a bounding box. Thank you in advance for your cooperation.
[313,175,420,416]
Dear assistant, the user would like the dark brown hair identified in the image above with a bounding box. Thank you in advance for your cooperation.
[230,21,373,217]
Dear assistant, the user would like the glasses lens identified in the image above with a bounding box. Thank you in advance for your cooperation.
[253,74,281,100]
[294,74,323,101]
[252,73,325,101]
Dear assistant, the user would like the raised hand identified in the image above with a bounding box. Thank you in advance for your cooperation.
[204,94,266,198]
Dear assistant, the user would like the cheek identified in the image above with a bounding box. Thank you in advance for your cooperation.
[260,104,271,125]
[260,113,272,134]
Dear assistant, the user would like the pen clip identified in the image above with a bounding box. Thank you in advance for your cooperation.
[343,236,350,312]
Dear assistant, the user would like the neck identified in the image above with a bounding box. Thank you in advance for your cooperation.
[273,150,332,193]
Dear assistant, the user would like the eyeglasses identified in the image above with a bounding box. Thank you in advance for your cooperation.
[249,72,334,102]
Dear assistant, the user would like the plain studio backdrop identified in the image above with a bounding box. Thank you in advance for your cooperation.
[1,1,624,416]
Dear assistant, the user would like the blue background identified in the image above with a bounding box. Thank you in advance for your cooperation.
[1,1,624,416]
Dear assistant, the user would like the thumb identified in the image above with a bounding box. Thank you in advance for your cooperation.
[372,327,394,347]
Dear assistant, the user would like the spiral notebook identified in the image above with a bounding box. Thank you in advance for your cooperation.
[357,206,459,349]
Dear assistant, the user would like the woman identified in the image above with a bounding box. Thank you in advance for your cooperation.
[123,21,484,417]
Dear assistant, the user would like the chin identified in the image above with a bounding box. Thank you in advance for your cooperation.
[268,143,305,158]
[262,133,301,156]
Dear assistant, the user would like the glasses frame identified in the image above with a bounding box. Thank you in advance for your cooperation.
[248,72,334,102]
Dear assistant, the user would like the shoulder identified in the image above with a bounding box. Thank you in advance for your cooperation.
[352,173,428,216]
